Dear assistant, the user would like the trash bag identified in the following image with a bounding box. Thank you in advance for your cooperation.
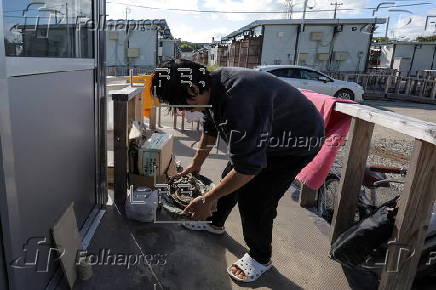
[330,197,399,267]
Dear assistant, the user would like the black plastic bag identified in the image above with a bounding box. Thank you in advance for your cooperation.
[330,197,398,267]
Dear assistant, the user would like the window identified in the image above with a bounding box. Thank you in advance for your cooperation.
[269,68,301,79]
[3,0,94,58]
[300,69,324,81]
[269,68,289,78]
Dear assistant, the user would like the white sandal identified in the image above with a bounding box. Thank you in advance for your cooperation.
[181,222,226,235]
[227,253,272,282]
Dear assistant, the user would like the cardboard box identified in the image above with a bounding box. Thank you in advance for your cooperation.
[138,133,173,176]
[129,154,177,189]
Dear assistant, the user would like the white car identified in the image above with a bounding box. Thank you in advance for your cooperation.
[256,65,364,102]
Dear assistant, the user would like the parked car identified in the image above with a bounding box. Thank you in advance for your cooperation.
[256,65,364,101]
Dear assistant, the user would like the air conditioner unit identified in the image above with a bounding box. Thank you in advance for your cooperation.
[317,53,330,61]
[310,32,323,41]
[298,53,308,61]
[108,31,118,40]
[128,48,140,58]
[334,51,348,61]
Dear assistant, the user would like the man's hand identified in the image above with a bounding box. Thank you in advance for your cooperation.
[182,196,215,221]
[176,161,201,177]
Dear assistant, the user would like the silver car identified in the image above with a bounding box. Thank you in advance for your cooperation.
[256,65,364,102]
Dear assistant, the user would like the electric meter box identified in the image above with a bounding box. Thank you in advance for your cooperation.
[310,32,323,41]
[317,53,330,61]
[335,52,348,61]
[298,53,309,61]
[108,31,118,40]
[128,48,140,58]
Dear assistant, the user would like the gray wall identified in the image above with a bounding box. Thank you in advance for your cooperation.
[5,70,97,290]
[380,44,436,75]
[161,39,176,61]
[260,23,373,72]
[261,24,298,65]
[106,30,157,67]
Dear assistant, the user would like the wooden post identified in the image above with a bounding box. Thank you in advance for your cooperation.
[112,95,129,206]
[158,105,162,127]
[110,87,142,208]
[149,106,157,130]
[299,184,317,208]
[385,76,391,95]
[181,111,185,131]
[430,81,436,100]
[330,118,374,244]
[379,140,436,290]
[134,92,143,123]
[173,111,177,129]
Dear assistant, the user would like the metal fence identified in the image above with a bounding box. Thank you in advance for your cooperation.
[325,72,436,103]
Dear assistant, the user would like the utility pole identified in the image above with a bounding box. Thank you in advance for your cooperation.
[330,1,343,19]
[302,0,309,20]
[385,16,390,39]
[285,0,295,19]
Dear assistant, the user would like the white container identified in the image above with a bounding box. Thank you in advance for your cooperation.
[125,187,158,222]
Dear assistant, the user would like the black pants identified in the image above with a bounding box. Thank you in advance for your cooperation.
[208,154,316,264]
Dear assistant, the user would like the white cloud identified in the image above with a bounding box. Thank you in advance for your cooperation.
[391,9,436,40]
[171,23,231,42]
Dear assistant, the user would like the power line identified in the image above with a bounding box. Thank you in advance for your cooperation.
[110,2,432,14]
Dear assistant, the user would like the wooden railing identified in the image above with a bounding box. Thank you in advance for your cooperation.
[326,102,436,290]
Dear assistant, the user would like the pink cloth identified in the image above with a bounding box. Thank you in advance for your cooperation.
[296,90,356,190]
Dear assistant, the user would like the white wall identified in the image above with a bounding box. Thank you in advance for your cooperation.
[128,30,157,66]
[261,25,298,65]
[208,46,218,66]
[379,44,436,75]
[260,23,373,72]
[106,30,157,66]
[161,39,176,61]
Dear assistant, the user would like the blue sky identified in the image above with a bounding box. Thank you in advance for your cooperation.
[107,0,436,42]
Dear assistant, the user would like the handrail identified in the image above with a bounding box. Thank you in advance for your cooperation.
[327,102,436,290]
[335,102,436,145]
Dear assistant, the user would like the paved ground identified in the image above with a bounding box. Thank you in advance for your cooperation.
[88,99,435,290]
[77,125,377,290]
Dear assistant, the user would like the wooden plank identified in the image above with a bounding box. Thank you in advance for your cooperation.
[149,106,157,130]
[379,140,436,290]
[299,184,317,208]
[158,105,162,127]
[334,103,436,145]
[330,118,374,243]
[113,98,128,206]
[181,111,185,131]
[134,91,144,123]
[110,86,142,102]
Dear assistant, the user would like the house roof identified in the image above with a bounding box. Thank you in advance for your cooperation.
[106,19,174,39]
[222,18,387,40]
[372,41,436,46]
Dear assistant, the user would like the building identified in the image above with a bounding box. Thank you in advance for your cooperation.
[218,18,386,72]
[1,0,107,288]
[106,19,178,72]
[373,41,436,76]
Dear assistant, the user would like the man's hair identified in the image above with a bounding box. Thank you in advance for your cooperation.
[151,59,211,108]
